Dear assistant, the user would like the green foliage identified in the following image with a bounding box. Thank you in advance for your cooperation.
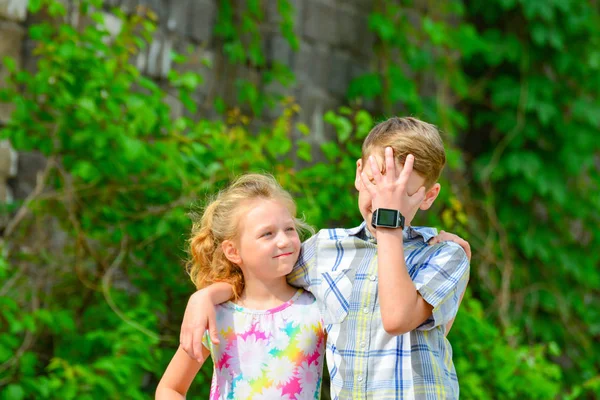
[214,0,297,117]
[450,295,562,399]
[1,0,599,399]
[0,1,302,398]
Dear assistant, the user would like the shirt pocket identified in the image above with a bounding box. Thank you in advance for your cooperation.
[318,268,352,325]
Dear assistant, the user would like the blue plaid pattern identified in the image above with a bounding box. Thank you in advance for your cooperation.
[288,222,470,399]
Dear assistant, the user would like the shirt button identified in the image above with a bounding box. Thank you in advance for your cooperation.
[360,341,366,348]
[363,307,369,314]
[369,275,376,281]
[357,375,364,382]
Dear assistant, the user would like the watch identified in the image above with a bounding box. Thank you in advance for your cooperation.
[371,208,405,229]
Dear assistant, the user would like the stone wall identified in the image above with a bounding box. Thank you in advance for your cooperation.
[0,0,376,203]
[0,0,26,204]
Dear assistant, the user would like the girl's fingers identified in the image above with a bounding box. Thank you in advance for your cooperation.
[208,312,220,345]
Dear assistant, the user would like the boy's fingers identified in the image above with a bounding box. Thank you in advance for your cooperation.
[398,154,415,185]
[413,186,426,203]
[384,147,396,179]
[360,170,376,194]
[369,156,382,182]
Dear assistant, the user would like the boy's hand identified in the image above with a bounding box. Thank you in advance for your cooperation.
[180,291,219,362]
[428,231,472,261]
[360,147,426,227]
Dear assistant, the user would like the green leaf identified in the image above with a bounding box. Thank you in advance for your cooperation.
[28,0,42,13]
[72,161,100,182]
[2,57,17,73]
[347,73,382,100]
[4,384,25,400]
[48,1,66,17]
[324,111,352,143]
[368,13,396,41]
[297,141,312,162]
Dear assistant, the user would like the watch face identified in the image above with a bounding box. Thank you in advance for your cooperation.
[376,209,398,227]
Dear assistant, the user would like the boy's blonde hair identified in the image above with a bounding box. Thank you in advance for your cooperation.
[362,117,446,188]
[187,173,312,300]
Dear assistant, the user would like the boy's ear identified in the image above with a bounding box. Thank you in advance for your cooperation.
[355,158,363,191]
[420,183,441,211]
[222,240,241,265]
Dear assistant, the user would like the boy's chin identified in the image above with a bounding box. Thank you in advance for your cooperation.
[365,223,377,238]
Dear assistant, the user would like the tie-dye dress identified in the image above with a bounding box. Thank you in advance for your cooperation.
[202,289,325,400]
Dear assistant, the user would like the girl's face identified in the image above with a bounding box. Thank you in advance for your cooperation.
[227,199,301,282]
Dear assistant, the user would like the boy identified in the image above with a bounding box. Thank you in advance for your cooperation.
[179,117,470,399]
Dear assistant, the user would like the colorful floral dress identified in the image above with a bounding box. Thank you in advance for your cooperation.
[202,289,325,400]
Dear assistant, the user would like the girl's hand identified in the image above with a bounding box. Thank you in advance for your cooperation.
[428,230,472,261]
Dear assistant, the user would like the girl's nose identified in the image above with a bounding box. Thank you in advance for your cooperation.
[277,232,291,247]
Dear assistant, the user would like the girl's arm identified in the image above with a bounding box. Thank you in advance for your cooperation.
[155,345,210,399]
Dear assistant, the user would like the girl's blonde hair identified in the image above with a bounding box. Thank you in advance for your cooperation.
[187,173,312,300]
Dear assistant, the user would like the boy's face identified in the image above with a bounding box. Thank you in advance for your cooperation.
[354,151,440,237]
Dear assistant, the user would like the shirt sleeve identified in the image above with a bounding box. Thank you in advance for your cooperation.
[413,241,470,331]
[287,233,319,290]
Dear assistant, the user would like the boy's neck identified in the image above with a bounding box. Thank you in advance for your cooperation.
[236,277,297,310]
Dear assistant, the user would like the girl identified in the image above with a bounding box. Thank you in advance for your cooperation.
[156,174,326,400]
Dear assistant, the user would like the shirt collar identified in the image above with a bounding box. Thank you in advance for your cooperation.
[347,221,438,244]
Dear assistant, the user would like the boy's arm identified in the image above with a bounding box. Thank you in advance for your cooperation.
[155,345,209,399]
[180,282,233,361]
[377,229,433,334]
[377,235,469,335]
[361,149,433,335]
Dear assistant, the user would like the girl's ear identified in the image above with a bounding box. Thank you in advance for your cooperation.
[222,240,241,265]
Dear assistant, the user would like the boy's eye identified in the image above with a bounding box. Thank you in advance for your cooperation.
[261,232,272,237]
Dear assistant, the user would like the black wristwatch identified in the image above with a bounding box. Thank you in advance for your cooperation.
[371,208,405,229]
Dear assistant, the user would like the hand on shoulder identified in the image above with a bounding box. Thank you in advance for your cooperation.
[428,230,471,261]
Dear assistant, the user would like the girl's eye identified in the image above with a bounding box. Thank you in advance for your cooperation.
[261,232,272,237]
[286,227,296,232]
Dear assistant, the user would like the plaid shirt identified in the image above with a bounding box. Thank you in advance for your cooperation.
[288,222,470,400]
